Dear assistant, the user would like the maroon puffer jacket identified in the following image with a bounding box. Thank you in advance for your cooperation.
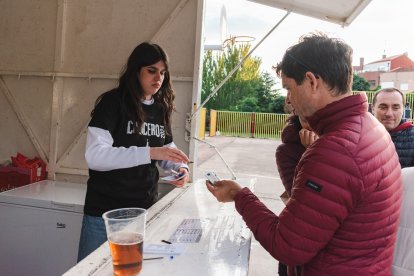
[235,94,402,275]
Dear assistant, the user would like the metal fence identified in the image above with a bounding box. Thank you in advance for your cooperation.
[206,91,414,140]
[407,93,414,118]
[214,111,288,139]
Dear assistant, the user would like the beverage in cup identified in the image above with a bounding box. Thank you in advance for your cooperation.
[102,208,147,276]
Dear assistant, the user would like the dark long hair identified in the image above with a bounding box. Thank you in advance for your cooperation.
[93,42,175,134]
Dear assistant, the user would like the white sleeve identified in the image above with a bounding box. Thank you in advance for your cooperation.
[85,126,151,171]
[158,142,189,172]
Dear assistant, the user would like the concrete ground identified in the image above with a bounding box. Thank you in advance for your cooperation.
[194,136,285,276]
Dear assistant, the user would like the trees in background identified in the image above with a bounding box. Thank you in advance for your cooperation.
[352,73,371,91]
[202,45,375,115]
[202,44,285,113]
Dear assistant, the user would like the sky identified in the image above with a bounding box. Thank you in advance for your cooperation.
[203,0,414,79]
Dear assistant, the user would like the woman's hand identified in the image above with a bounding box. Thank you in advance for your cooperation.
[169,168,189,188]
[150,147,189,163]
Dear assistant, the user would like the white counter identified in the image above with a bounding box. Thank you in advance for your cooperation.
[63,178,255,276]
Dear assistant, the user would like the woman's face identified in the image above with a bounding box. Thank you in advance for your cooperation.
[138,60,167,100]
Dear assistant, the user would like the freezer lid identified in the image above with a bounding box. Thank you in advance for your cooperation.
[0,180,86,213]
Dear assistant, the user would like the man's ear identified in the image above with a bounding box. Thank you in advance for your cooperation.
[305,72,319,91]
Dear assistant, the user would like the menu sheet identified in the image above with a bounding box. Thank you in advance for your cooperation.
[169,218,203,243]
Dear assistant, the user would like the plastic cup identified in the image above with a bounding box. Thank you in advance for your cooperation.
[102,208,147,276]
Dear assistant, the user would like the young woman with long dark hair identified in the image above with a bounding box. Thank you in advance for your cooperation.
[77,42,190,261]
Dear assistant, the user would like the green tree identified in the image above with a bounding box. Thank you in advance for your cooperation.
[202,50,217,105]
[352,74,370,91]
[202,44,281,112]
[267,95,286,114]
[254,72,282,112]
[238,96,259,112]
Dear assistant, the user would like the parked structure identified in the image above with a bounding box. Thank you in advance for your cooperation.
[356,53,414,91]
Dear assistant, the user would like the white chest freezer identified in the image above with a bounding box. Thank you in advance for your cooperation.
[0,180,87,276]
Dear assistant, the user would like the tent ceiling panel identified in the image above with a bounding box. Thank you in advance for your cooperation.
[0,0,57,71]
[62,0,183,74]
[0,76,53,160]
[247,0,372,26]
[156,0,198,77]
[58,78,116,158]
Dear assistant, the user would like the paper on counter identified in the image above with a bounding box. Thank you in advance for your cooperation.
[143,243,186,255]
[169,219,203,243]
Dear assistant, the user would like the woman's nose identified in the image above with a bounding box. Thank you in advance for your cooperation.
[154,72,161,81]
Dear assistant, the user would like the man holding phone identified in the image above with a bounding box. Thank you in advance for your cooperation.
[206,33,402,275]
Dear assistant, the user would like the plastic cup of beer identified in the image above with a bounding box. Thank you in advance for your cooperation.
[102,208,147,276]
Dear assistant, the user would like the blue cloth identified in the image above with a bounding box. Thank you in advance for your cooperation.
[77,215,107,262]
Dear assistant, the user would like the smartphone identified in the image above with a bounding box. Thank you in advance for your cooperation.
[205,171,221,185]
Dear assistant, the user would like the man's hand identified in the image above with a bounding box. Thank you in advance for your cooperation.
[150,147,189,163]
[206,179,242,202]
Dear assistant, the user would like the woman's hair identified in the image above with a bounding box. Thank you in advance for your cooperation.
[93,42,175,134]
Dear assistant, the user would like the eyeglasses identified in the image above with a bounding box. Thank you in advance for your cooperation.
[286,53,319,78]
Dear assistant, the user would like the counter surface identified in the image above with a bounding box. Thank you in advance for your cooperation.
[64,178,255,276]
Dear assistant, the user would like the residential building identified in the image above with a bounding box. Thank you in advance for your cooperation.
[357,53,414,91]
[381,70,414,92]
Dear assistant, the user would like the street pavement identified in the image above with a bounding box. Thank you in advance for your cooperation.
[195,136,286,276]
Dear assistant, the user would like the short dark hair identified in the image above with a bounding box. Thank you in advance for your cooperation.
[275,33,353,96]
[372,87,405,107]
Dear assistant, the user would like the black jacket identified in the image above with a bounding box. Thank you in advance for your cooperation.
[390,120,414,168]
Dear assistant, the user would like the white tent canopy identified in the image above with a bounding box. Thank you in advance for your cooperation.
[248,0,372,26]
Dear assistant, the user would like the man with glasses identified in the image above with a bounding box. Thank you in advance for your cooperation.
[371,87,414,168]
[206,33,402,275]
